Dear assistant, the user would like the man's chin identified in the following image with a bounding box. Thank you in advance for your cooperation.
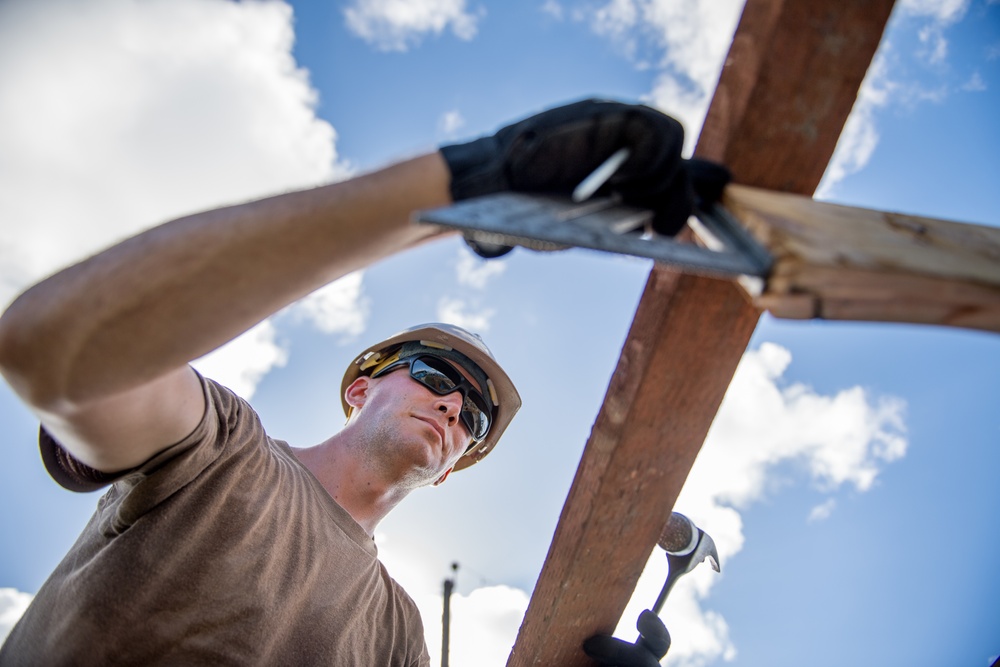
[392,440,448,486]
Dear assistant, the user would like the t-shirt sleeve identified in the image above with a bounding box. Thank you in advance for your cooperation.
[37,370,228,493]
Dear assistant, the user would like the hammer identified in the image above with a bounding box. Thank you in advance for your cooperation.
[584,512,722,665]
[651,512,721,615]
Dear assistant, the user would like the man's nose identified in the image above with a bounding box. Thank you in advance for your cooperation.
[435,391,463,426]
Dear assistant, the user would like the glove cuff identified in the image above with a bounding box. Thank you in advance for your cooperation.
[440,135,506,201]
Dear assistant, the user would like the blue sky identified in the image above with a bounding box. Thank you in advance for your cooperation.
[0,1,998,665]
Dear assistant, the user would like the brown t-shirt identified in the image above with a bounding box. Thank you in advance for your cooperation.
[0,374,430,666]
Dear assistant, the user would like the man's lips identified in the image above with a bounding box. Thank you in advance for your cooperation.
[413,415,445,445]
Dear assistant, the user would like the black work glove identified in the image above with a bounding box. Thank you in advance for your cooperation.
[684,157,731,211]
[440,98,692,238]
[582,610,671,667]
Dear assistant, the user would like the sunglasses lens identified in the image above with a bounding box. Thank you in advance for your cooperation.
[462,393,491,440]
[411,357,491,441]
[411,358,457,393]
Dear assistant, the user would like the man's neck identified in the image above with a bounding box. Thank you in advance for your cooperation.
[291,436,410,536]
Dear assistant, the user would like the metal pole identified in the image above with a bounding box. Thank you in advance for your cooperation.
[441,562,458,667]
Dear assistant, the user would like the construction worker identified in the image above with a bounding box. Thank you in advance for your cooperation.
[0,99,699,665]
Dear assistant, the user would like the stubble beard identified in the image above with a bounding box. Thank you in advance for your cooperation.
[364,414,446,489]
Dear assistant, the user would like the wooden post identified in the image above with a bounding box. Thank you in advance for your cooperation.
[507,1,897,665]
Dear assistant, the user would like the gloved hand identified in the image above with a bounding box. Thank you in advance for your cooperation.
[684,157,731,211]
[440,98,692,238]
[582,610,671,667]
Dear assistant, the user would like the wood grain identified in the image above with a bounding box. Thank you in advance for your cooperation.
[724,184,1000,333]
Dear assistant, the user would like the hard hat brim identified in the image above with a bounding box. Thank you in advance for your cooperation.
[341,323,521,471]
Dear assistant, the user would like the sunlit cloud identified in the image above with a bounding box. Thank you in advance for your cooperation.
[961,71,987,92]
[902,0,969,64]
[293,271,371,341]
[344,0,484,51]
[455,247,507,289]
[540,0,564,20]
[818,0,974,196]
[918,24,950,63]
[0,588,33,644]
[816,51,893,199]
[808,498,838,523]
[587,0,746,153]
[422,585,529,667]
[899,0,970,22]
[582,0,978,198]
[437,297,495,332]
[377,536,529,667]
[192,320,288,400]
[438,109,467,138]
[590,0,643,60]
[0,0,348,396]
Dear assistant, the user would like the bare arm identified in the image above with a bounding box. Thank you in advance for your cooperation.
[0,152,453,472]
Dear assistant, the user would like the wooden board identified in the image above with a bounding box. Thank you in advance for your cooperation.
[507,1,897,665]
[723,184,1000,333]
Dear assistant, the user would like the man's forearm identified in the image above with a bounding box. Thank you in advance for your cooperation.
[0,153,453,409]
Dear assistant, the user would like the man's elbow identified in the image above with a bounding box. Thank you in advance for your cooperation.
[0,293,66,411]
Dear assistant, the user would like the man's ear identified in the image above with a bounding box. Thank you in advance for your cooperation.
[344,376,372,413]
[432,468,453,486]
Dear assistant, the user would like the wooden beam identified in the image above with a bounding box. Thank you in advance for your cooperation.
[506,268,759,667]
[507,1,897,665]
[722,185,1000,333]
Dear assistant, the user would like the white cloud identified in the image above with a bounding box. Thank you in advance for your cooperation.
[817,3,968,200]
[585,0,974,193]
[437,297,495,332]
[820,0,973,194]
[438,109,466,137]
[191,320,288,400]
[293,271,371,340]
[424,585,529,667]
[900,1,970,73]
[961,71,987,92]
[808,498,838,523]
[540,0,564,20]
[377,536,528,667]
[590,0,642,58]
[0,588,33,644]
[900,0,970,22]
[588,0,746,153]
[613,343,906,666]
[193,273,374,398]
[344,0,483,52]
[455,247,506,289]
[0,0,348,395]
[817,50,895,198]
[645,74,718,156]
[918,24,950,63]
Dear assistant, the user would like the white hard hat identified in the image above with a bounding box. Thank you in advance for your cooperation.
[341,323,521,471]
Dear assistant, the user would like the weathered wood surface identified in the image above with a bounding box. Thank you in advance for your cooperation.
[507,1,897,665]
[724,184,1000,333]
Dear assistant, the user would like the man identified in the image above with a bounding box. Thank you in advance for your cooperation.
[0,99,704,665]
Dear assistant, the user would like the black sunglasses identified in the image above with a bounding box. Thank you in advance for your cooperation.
[372,355,493,443]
